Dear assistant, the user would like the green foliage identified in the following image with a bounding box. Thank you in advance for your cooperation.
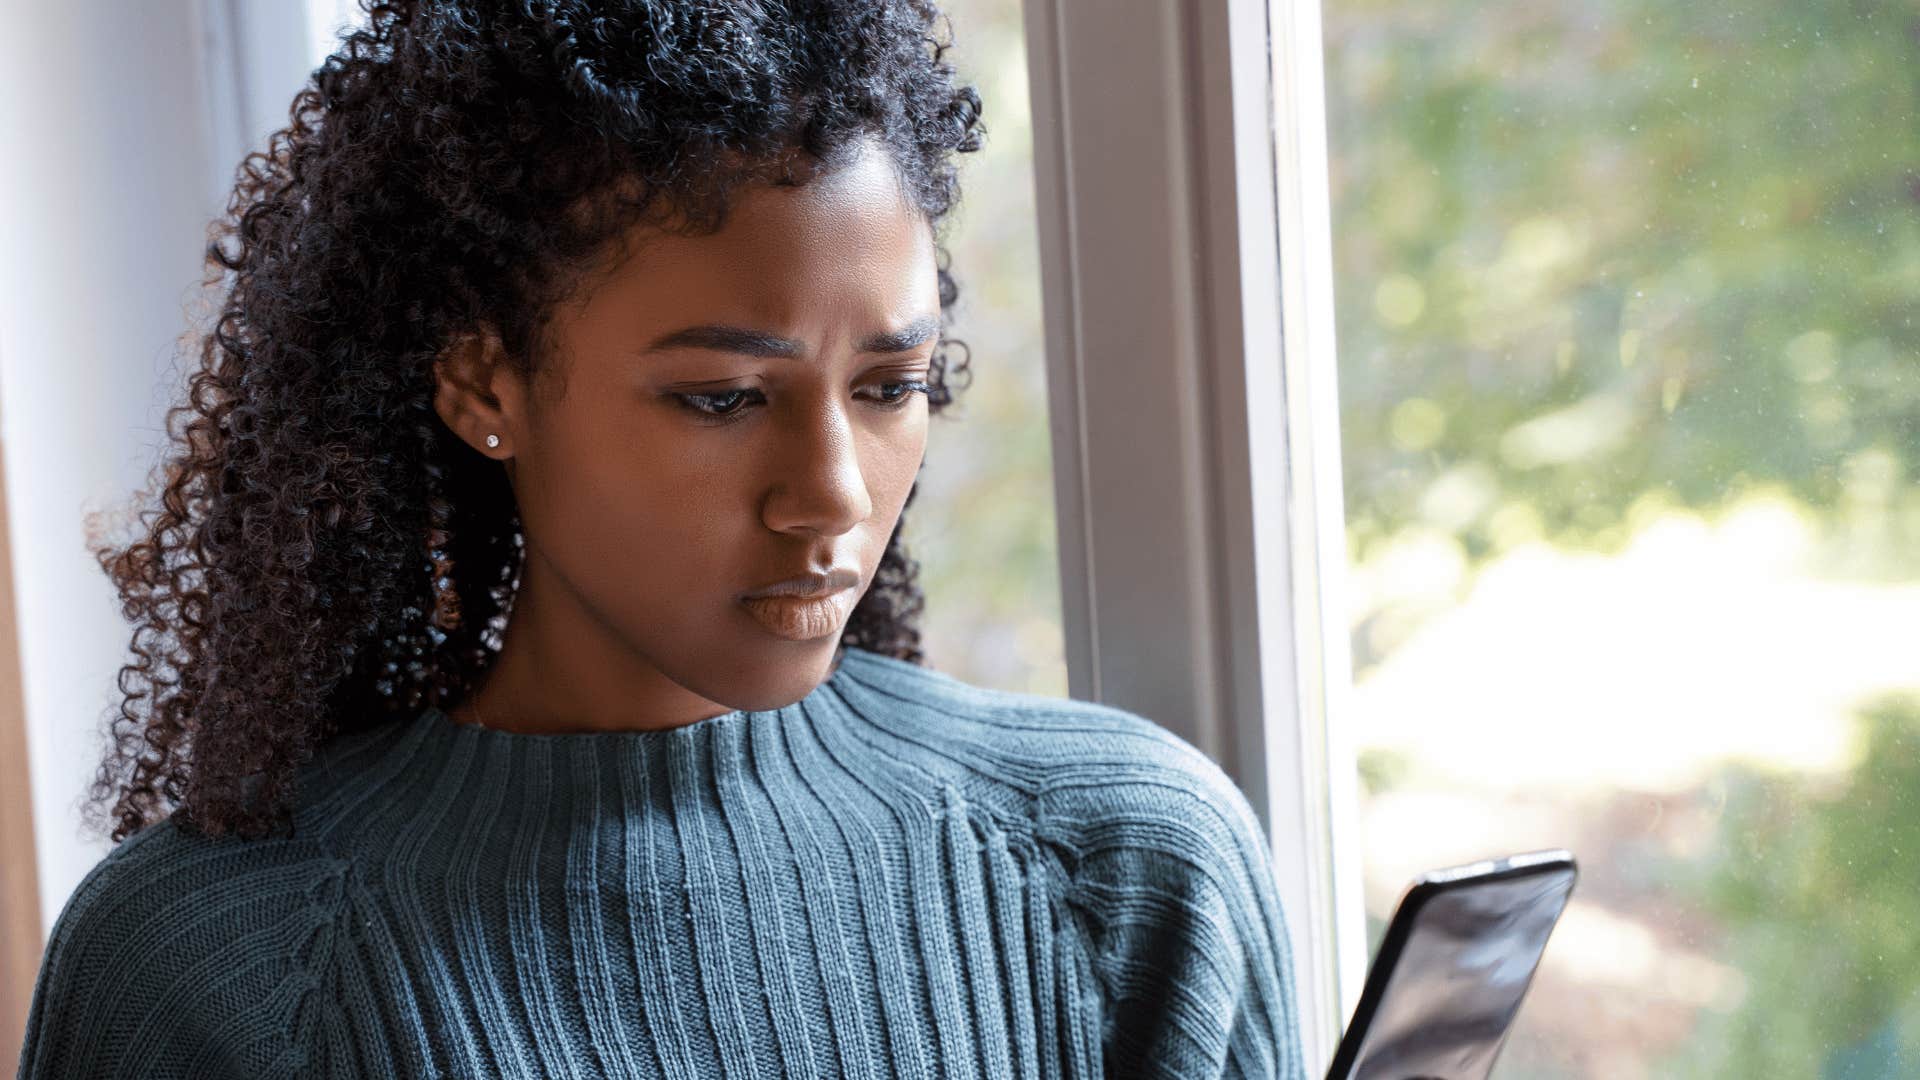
[1326,3,1920,1071]
[1354,746,1418,799]
[1325,0,1920,567]
[1658,694,1920,1077]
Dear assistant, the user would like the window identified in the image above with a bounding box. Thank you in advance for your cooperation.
[1022,0,1920,1072]
[892,0,1067,697]
[1320,0,1920,1075]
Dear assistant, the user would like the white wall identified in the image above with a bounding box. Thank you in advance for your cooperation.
[0,0,311,938]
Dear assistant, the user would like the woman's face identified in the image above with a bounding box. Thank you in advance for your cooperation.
[445,143,939,720]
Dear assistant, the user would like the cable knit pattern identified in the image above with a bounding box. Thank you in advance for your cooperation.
[16,645,1305,1079]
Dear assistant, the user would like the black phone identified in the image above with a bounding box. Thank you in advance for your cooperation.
[1323,849,1579,1080]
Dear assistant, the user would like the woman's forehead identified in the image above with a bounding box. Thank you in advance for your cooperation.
[581,166,935,335]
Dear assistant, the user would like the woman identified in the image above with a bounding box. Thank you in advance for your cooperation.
[16,1,1305,1077]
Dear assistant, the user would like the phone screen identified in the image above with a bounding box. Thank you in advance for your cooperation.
[1326,851,1578,1080]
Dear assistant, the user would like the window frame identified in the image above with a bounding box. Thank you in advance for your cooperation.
[1019,0,1363,1066]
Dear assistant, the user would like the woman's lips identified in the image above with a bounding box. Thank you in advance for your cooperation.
[739,586,857,641]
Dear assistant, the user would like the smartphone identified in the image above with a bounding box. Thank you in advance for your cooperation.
[1323,849,1579,1080]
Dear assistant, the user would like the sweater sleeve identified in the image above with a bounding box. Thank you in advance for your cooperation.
[1055,721,1309,1080]
[14,821,349,1080]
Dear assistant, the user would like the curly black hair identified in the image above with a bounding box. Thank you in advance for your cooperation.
[82,0,984,844]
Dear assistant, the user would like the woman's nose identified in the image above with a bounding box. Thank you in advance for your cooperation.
[760,401,874,536]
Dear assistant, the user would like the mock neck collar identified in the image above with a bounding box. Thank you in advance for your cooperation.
[295,646,909,839]
[413,645,866,741]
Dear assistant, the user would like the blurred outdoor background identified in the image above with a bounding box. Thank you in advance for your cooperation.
[931,0,1920,1076]
[890,0,1068,700]
[1325,0,1920,1075]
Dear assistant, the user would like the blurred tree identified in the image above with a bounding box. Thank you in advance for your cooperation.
[1325,0,1920,594]
[1658,693,1920,1077]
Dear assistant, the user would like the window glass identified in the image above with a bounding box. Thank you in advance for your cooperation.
[899,0,1066,696]
[1321,1,1920,1074]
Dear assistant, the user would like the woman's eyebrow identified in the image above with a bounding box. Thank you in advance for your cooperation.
[642,313,941,358]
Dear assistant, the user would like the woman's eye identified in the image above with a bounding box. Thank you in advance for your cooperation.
[670,379,933,422]
[869,379,934,407]
[672,387,762,418]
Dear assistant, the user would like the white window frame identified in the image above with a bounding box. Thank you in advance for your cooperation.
[1020,0,1364,1067]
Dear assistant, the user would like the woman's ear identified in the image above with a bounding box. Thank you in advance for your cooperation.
[432,326,516,459]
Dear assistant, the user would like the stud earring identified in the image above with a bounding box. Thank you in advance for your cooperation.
[485,434,500,448]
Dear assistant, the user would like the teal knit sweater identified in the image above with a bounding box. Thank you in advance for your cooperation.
[16,645,1304,1079]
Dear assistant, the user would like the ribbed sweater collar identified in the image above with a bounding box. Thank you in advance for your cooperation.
[291,645,952,852]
